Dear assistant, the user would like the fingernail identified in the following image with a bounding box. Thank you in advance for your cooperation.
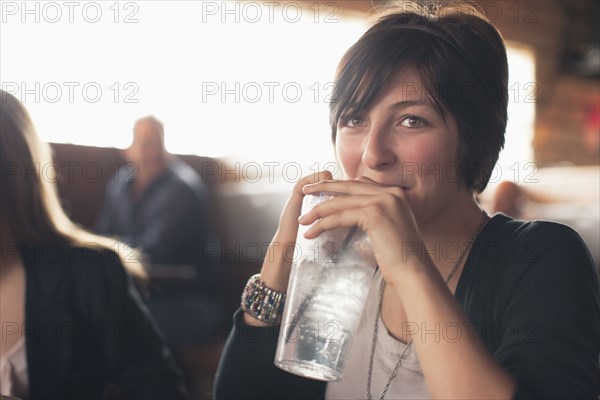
[302,184,314,193]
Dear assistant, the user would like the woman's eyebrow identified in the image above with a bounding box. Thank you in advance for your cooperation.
[338,100,437,123]
[389,100,433,111]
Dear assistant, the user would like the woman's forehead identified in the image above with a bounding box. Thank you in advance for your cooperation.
[355,68,439,116]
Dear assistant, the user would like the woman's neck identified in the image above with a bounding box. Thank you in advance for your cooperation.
[418,192,486,272]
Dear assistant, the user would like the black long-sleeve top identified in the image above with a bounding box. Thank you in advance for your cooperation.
[214,213,600,399]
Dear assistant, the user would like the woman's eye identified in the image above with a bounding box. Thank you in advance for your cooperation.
[399,116,426,129]
[345,117,366,128]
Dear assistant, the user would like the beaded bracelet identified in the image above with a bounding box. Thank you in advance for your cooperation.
[241,274,286,325]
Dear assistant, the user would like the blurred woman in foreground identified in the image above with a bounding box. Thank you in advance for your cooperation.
[0,89,189,399]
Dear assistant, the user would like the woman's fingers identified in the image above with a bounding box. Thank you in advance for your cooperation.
[302,177,406,197]
[258,170,337,296]
[298,177,425,285]
[299,193,371,225]
[302,196,399,237]
[279,171,334,229]
[299,183,407,226]
[302,205,412,268]
[355,176,378,184]
[294,171,333,196]
[303,207,361,239]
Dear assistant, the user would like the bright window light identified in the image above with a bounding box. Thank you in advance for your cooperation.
[1,2,534,192]
[499,43,536,182]
[1,1,366,188]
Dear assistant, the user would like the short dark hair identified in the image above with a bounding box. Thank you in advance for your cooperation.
[330,1,508,193]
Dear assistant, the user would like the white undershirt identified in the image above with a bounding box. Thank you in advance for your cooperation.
[326,272,430,399]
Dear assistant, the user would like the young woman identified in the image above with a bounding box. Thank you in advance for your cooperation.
[0,90,190,399]
[214,2,600,399]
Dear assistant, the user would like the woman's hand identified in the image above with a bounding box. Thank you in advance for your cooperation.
[243,171,332,326]
[299,177,427,291]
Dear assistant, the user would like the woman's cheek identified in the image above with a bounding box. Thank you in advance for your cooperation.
[336,139,361,179]
[417,135,455,169]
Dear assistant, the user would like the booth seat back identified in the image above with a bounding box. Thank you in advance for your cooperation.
[50,143,223,229]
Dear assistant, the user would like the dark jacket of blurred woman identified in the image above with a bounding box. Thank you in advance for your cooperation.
[0,89,190,399]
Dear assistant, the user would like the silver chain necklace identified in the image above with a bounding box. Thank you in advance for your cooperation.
[366,211,489,400]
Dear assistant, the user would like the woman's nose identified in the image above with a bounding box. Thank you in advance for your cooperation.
[361,127,397,171]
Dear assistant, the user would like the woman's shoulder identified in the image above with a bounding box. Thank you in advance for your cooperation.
[21,239,122,267]
[485,212,591,253]
[21,240,127,291]
[480,213,598,282]
[461,214,599,336]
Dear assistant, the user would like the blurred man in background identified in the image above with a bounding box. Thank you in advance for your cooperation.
[96,116,218,272]
[96,116,225,396]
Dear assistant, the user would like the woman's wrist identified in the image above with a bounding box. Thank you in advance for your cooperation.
[384,250,440,297]
[243,312,273,327]
[259,231,297,292]
[241,274,287,327]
